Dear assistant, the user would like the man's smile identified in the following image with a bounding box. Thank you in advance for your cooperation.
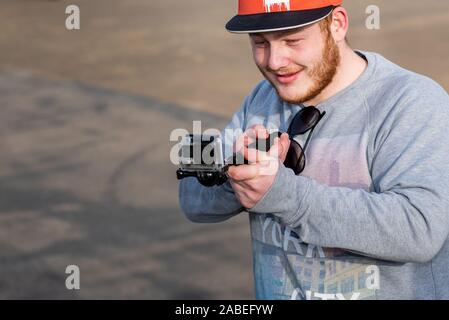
[273,69,303,85]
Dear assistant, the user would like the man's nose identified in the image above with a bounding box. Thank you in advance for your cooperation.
[267,44,290,71]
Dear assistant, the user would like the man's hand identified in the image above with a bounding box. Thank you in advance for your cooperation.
[227,125,290,209]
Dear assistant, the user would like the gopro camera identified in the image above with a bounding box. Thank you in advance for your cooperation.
[176,132,281,187]
[176,134,228,187]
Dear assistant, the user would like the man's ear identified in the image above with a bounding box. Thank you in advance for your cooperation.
[330,7,349,43]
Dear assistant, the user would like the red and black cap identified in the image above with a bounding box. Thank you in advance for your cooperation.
[226,0,343,33]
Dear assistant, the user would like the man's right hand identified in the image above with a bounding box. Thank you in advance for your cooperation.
[226,125,290,209]
[233,124,290,164]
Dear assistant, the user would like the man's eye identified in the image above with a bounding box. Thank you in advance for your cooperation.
[286,39,301,45]
[254,40,268,47]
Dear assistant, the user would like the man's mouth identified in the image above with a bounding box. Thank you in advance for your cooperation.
[274,70,302,84]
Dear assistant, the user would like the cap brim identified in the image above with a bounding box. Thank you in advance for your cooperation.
[226,6,334,34]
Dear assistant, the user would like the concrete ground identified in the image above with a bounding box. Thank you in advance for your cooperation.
[0,0,447,299]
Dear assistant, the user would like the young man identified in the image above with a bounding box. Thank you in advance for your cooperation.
[178,0,449,300]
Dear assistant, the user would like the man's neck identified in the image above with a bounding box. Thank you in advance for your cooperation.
[304,46,368,106]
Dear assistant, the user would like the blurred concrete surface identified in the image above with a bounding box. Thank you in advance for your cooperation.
[0,70,253,299]
[0,0,448,299]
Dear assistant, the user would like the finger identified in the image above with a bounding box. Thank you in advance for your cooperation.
[279,133,291,161]
[247,125,269,140]
[242,145,274,164]
[267,137,282,159]
[234,132,254,153]
[227,163,259,182]
[280,132,290,146]
[247,125,270,152]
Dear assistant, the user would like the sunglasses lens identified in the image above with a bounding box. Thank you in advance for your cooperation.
[289,107,321,136]
[285,140,305,175]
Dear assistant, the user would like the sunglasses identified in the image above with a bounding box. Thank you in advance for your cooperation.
[283,106,326,175]
[238,106,325,174]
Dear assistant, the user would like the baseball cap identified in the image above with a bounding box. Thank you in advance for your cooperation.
[226,0,343,33]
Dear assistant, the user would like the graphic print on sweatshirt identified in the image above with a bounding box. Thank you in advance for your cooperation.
[250,132,380,300]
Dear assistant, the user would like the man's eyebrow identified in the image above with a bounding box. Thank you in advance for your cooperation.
[276,28,306,38]
[250,27,306,40]
[250,33,267,39]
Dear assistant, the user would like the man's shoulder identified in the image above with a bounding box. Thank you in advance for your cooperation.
[365,51,447,99]
[362,51,448,113]
[360,52,449,144]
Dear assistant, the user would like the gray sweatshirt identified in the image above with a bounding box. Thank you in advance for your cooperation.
[178,51,449,300]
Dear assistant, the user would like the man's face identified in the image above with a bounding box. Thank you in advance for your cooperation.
[250,20,340,104]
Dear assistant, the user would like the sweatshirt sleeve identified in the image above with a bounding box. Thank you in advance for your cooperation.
[178,82,267,223]
[178,111,244,223]
[249,79,449,263]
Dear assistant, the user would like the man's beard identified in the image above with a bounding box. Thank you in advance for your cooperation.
[259,32,341,105]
